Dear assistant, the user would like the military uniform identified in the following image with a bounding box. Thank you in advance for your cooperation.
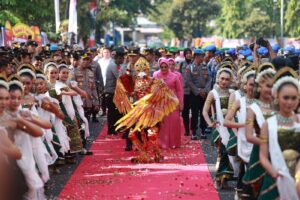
[71,66,99,120]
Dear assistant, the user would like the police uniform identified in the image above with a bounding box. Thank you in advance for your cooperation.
[187,53,211,138]
[71,57,99,121]
[180,48,193,135]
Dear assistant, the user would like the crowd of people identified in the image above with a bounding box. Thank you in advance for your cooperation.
[0,37,299,200]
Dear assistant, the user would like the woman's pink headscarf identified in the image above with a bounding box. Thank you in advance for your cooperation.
[167,58,176,64]
[158,57,169,67]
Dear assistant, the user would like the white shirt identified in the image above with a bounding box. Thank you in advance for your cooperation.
[98,57,111,86]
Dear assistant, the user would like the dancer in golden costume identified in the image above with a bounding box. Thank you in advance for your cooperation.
[114,57,179,163]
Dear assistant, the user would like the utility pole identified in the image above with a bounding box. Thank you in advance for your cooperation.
[280,0,284,46]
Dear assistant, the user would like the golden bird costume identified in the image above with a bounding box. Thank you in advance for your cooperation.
[114,57,179,163]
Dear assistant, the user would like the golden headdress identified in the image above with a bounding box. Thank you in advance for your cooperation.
[237,61,252,76]
[272,67,299,95]
[221,56,234,64]
[8,74,24,92]
[217,62,234,77]
[255,62,276,83]
[135,57,150,75]
[242,65,256,83]
[35,69,47,80]
[17,64,36,79]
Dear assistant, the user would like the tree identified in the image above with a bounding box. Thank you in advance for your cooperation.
[0,10,21,26]
[153,0,220,40]
[0,0,55,31]
[285,0,300,37]
[215,0,247,38]
[238,8,275,38]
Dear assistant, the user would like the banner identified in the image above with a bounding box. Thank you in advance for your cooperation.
[12,23,35,41]
[31,26,42,45]
[1,21,43,46]
[88,0,97,47]
[5,21,13,46]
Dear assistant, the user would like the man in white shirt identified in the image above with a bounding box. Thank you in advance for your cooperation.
[97,47,112,115]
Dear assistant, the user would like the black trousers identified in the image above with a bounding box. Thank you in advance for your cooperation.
[190,93,207,133]
[182,94,191,132]
[106,93,122,135]
[101,93,107,114]
[84,105,99,121]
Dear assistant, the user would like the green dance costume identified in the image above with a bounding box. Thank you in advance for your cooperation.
[243,109,273,197]
[259,125,300,200]
[211,95,234,182]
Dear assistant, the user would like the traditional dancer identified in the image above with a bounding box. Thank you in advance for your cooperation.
[259,67,300,200]
[243,63,276,199]
[7,75,46,200]
[202,63,235,189]
[18,64,52,185]
[44,62,82,163]
[223,66,256,196]
[114,57,179,163]
[58,63,91,155]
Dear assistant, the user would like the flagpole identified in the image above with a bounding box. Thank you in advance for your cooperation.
[54,0,60,33]
[68,0,78,45]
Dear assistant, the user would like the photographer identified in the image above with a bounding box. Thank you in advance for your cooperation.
[253,38,276,66]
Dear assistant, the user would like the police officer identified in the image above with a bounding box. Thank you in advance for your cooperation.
[187,49,211,140]
[180,48,193,136]
[72,53,100,122]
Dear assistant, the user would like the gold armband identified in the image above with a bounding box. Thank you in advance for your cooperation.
[206,99,212,104]
[259,135,268,144]
[228,102,233,109]
[295,171,300,183]
[246,119,253,125]
[230,105,238,113]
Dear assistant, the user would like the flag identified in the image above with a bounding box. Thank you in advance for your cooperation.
[68,0,78,37]
[88,0,97,47]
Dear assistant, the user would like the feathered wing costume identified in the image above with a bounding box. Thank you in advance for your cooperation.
[113,57,179,163]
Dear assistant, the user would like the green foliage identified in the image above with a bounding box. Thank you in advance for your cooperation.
[238,8,275,38]
[160,27,175,41]
[1,0,299,42]
[0,10,21,26]
[150,0,220,39]
[0,0,55,31]
[285,0,300,37]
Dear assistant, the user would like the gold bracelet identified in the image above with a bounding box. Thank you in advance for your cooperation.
[295,171,300,183]
[260,138,268,144]
[260,135,268,140]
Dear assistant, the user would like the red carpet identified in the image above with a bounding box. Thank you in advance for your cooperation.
[58,124,219,200]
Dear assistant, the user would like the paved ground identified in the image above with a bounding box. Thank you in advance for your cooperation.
[46,118,235,200]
